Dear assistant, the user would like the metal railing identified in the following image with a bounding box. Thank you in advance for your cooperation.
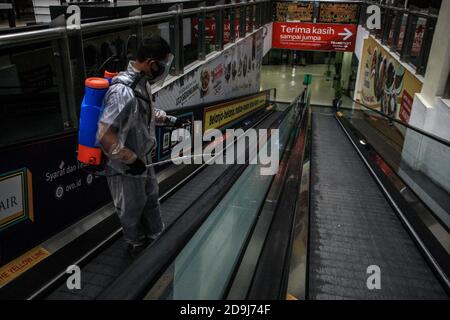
[269,0,438,76]
[360,1,438,75]
[0,0,272,149]
[339,95,450,147]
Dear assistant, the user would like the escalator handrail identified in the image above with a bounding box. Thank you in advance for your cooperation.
[224,88,309,299]
[246,93,311,299]
[340,95,450,147]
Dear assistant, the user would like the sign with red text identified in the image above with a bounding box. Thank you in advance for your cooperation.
[272,22,357,52]
[399,90,413,123]
[192,18,253,44]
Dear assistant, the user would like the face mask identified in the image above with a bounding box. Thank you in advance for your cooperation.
[148,53,174,85]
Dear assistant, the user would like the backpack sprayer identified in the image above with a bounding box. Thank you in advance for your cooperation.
[77,71,118,166]
[76,71,196,177]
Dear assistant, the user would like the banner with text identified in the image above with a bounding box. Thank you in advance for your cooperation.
[203,92,269,131]
[272,22,357,52]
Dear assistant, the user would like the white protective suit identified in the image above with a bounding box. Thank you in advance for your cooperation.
[97,61,170,245]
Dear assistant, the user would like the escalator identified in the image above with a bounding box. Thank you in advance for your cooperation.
[308,106,447,299]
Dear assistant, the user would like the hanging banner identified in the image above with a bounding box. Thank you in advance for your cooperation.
[272,22,357,52]
[153,29,264,111]
[191,18,252,44]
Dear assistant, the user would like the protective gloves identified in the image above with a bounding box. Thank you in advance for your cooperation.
[126,158,147,175]
[166,116,190,128]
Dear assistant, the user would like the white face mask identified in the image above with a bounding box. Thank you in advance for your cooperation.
[148,53,174,85]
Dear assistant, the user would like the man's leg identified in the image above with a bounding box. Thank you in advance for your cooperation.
[107,174,147,246]
[141,167,164,238]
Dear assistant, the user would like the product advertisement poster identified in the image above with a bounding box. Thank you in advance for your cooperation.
[153,29,264,112]
[356,36,423,121]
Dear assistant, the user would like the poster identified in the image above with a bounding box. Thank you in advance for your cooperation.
[319,3,360,24]
[274,2,314,22]
[272,22,357,52]
[191,18,253,44]
[388,18,426,57]
[153,29,264,112]
[0,168,33,231]
[356,36,423,120]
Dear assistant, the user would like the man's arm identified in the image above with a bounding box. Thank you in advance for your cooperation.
[97,89,137,164]
[97,122,137,164]
[155,108,188,127]
[154,108,170,125]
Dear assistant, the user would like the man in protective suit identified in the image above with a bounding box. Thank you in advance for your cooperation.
[97,35,184,258]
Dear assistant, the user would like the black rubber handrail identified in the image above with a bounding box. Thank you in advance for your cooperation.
[246,96,311,299]
[340,95,450,147]
[225,88,308,299]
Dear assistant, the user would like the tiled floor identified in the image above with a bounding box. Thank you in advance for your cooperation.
[260,64,337,105]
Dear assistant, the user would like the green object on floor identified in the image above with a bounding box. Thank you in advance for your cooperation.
[303,74,312,85]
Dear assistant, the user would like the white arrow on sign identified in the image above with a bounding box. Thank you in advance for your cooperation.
[338,28,353,41]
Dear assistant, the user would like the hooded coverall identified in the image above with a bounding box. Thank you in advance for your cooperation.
[97,61,168,246]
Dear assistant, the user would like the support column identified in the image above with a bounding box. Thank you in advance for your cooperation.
[340,52,353,92]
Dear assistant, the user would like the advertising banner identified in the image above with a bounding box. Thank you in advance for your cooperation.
[274,2,314,22]
[388,21,426,57]
[0,135,111,265]
[356,36,423,121]
[203,92,268,131]
[153,29,264,111]
[272,22,357,52]
[319,3,360,24]
[191,18,253,44]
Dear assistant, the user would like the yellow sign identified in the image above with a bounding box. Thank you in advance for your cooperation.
[203,93,268,131]
[0,246,50,288]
